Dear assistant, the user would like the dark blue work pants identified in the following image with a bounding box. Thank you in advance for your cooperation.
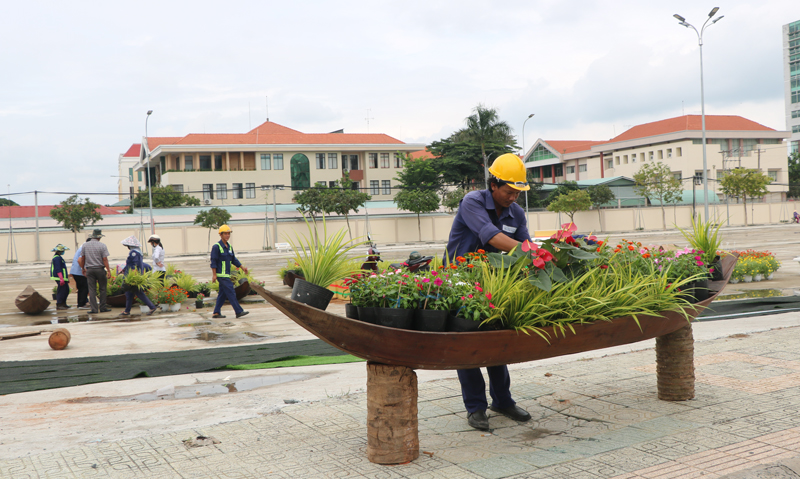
[124,291,156,313]
[54,280,69,305]
[214,277,243,315]
[457,365,515,414]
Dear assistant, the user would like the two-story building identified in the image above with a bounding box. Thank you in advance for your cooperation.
[117,144,142,201]
[524,115,791,202]
[128,121,425,205]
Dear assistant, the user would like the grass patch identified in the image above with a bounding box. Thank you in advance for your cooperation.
[226,354,365,370]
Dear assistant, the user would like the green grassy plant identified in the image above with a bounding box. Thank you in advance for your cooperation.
[170,272,199,293]
[286,215,367,287]
[677,215,725,266]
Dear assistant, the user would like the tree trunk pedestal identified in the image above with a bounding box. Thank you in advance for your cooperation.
[366,362,419,464]
[656,323,695,401]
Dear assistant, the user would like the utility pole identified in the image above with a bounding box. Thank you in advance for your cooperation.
[753,146,766,171]
[34,190,40,261]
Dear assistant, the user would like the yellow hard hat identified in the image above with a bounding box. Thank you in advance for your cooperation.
[488,153,530,191]
[218,225,232,234]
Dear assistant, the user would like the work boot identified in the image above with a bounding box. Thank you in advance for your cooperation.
[489,405,531,422]
[212,313,226,319]
[236,311,249,318]
[56,304,69,310]
[467,410,490,430]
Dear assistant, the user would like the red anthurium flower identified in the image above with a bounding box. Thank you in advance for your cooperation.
[533,257,546,269]
[536,249,554,262]
[521,240,538,252]
[600,264,609,269]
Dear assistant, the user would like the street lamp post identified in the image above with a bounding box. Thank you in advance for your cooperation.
[145,110,155,235]
[522,114,535,215]
[674,7,723,221]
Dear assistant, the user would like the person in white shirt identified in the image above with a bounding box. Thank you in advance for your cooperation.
[148,234,166,281]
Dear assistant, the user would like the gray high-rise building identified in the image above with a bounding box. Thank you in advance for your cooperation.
[784,20,800,154]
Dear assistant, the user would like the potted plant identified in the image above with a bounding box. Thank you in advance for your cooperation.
[231,266,253,299]
[278,260,304,288]
[286,215,366,311]
[170,272,200,298]
[195,293,205,309]
[157,286,188,312]
[677,216,725,281]
[413,270,451,332]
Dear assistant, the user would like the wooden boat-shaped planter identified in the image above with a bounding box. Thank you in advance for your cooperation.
[251,254,737,465]
[15,286,51,315]
[251,254,736,370]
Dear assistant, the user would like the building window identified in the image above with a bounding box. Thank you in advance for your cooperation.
[216,183,227,199]
[640,153,645,162]
[579,164,587,172]
[631,153,636,163]
[261,154,271,170]
[658,150,663,160]
[328,153,338,169]
[792,110,800,119]
[767,170,778,181]
[172,184,184,193]
[138,171,142,181]
[185,155,194,171]
[370,180,379,195]
[160,156,166,172]
[369,153,378,168]
[676,147,682,157]
[649,151,654,161]
[246,183,255,198]
[199,155,212,170]
[203,184,213,200]
[328,181,336,188]
[672,172,681,181]
[215,155,223,170]
[380,153,390,168]
[623,155,628,164]
[566,166,575,174]
[127,168,133,181]
[667,149,673,158]
[530,145,557,162]
[793,125,800,133]
[615,156,620,165]
[394,153,403,168]
[606,159,613,169]
[315,153,326,169]
[554,164,563,177]
[382,180,391,195]
[792,141,799,154]
[232,183,243,199]
[274,154,284,170]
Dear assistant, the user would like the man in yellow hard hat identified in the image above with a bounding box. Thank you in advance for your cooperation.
[210,224,249,319]
[445,153,533,431]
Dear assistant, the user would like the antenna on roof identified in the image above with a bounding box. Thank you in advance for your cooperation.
[266,96,269,122]
[365,108,374,133]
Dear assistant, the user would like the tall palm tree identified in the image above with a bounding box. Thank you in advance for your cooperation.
[462,104,514,189]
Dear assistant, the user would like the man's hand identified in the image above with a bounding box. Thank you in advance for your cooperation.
[81,268,86,275]
[242,266,249,274]
[106,270,111,279]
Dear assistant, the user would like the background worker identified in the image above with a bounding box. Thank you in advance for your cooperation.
[79,229,112,314]
[69,238,91,310]
[445,153,533,431]
[50,244,70,310]
[148,234,166,281]
[119,236,158,316]
[210,225,248,319]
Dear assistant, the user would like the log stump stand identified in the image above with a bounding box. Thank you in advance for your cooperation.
[366,362,419,464]
[655,323,695,401]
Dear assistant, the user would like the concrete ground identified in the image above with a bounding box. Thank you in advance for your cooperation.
[1,224,800,478]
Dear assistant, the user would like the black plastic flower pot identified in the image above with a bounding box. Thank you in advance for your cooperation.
[356,306,377,324]
[290,279,334,311]
[376,307,414,329]
[710,256,724,281]
[680,279,709,304]
[414,309,448,332]
[345,303,359,320]
[448,314,481,332]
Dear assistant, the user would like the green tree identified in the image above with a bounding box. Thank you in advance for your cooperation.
[427,134,517,188]
[789,152,800,199]
[330,176,371,239]
[394,189,440,241]
[544,181,579,207]
[633,162,682,230]
[194,207,232,250]
[49,195,103,248]
[393,153,443,192]
[442,187,468,213]
[459,104,518,189]
[133,185,200,207]
[718,168,772,226]
[546,189,592,224]
[0,198,19,206]
[587,184,616,230]
[293,186,331,229]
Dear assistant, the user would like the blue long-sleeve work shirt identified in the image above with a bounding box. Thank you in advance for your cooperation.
[445,189,531,259]
[210,241,242,278]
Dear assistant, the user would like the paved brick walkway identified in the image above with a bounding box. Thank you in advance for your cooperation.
[5,325,800,478]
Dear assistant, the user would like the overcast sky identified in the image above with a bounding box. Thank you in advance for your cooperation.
[1,1,798,206]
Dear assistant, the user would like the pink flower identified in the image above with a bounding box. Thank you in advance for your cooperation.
[431,271,438,276]
[468,294,473,299]
[422,278,430,283]
[476,286,483,292]
[434,278,443,286]
[461,296,466,300]
[489,303,495,309]
[486,293,492,300]
[402,274,409,278]
[696,260,704,266]
[694,256,701,261]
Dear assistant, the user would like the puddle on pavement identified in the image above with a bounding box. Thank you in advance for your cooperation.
[191,331,270,342]
[717,289,786,301]
[67,374,309,402]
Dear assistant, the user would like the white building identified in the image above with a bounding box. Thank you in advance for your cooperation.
[784,19,800,154]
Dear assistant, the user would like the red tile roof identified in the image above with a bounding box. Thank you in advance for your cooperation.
[608,115,775,143]
[545,141,607,154]
[145,137,183,149]
[410,149,436,159]
[122,144,141,158]
[0,205,121,219]
[146,121,405,148]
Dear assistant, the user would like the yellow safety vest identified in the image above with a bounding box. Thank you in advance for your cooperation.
[50,255,67,281]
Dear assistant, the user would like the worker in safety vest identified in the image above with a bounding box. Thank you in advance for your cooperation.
[50,244,71,310]
[210,225,249,319]
[445,153,533,431]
